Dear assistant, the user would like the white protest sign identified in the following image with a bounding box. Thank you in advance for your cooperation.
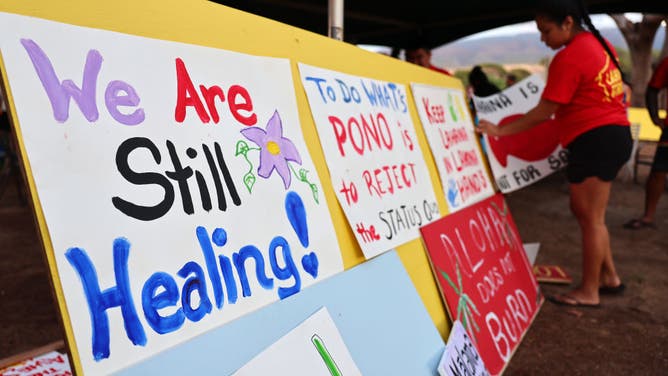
[411,84,494,211]
[233,307,362,376]
[298,64,440,259]
[438,321,490,376]
[0,13,343,375]
[473,74,568,193]
[0,351,71,376]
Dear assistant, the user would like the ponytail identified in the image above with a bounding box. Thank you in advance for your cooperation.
[536,0,627,83]
[576,0,627,81]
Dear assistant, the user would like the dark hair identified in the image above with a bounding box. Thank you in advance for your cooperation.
[468,66,488,86]
[534,0,623,74]
[404,38,431,53]
[468,65,501,96]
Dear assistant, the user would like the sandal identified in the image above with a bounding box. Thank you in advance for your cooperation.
[547,294,600,308]
[599,283,626,295]
[623,219,656,230]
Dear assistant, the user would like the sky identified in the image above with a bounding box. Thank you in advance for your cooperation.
[461,13,643,41]
[359,13,646,53]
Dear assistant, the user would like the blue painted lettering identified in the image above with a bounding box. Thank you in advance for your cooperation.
[141,272,185,334]
[233,246,274,297]
[177,261,212,322]
[65,238,146,361]
[67,191,315,361]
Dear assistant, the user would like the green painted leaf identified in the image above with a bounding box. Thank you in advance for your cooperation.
[298,168,308,181]
[235,140,250,156]
[243,172,256,193]
[440,269,458,293]
[310,184,319,204]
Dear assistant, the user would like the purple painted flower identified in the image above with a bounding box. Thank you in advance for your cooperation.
[240,110,302,189]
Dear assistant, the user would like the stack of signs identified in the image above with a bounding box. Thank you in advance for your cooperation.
[438,320,489,376]
[472,74,567,193]
[420,194,543,376]
[299,64,439,259]
[0,13,343,375]
[411,84,495,212]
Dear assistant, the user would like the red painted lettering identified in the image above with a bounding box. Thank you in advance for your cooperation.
[422,97,445,124]
[329,115,347,156]
[362,163,417,199]
[228,85,257,126]
[458,170,488,202]
[328,112,394,156]
[174,59,257,126]
[439,127,469,149]
[348,117,366,155]
[175,58,210,123]
[199,84,225,123]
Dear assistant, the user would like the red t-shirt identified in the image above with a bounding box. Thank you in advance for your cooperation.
[648,56,668,126]
[542,32,629,146]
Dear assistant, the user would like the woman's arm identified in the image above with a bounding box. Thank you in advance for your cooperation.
[476,99,560,136]
[645,86,665,128]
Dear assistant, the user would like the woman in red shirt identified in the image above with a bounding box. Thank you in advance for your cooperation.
[477,0,631,307]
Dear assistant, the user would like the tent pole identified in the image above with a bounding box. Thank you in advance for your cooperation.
[328,0,344,40]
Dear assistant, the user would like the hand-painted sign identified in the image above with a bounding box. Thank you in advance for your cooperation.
[299,64,439,258]
[473,74,567,193]
[438,320,489,376]
[411,84,494,211]
[0,13,342,375]
[0,351,71,376]
[420,194,543,376]
[232,307,362,375]
[533,265,572,284]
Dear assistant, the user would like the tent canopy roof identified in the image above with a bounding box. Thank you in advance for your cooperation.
[214,0,665,49]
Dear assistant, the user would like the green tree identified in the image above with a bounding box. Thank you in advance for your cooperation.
[506,68,531,88]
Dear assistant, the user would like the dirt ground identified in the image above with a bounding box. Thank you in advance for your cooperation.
[504,167,668,375]
[1,153,667,374]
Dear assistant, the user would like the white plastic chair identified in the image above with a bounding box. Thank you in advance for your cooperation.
[618,122,640,183]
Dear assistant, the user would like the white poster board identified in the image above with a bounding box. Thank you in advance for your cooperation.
[411,83,494,211]
[0,13,342,375]
[438,321,489,376]
[473,74,567,193]
[0,351,71,376]
[232,307,362,376]
[298,64,440,258]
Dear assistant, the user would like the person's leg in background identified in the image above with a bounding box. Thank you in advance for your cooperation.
[642,170,666,223]
[625,130,668,229]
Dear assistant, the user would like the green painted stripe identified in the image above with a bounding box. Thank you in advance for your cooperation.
[311,334,343,376]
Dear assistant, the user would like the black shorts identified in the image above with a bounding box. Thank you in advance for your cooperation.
[566,125,632,184]
[651,128,668,173]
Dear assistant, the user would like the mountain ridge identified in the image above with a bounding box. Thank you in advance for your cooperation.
[433,26,666,68]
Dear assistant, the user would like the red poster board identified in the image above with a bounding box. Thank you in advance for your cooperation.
[420,193,543,375]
